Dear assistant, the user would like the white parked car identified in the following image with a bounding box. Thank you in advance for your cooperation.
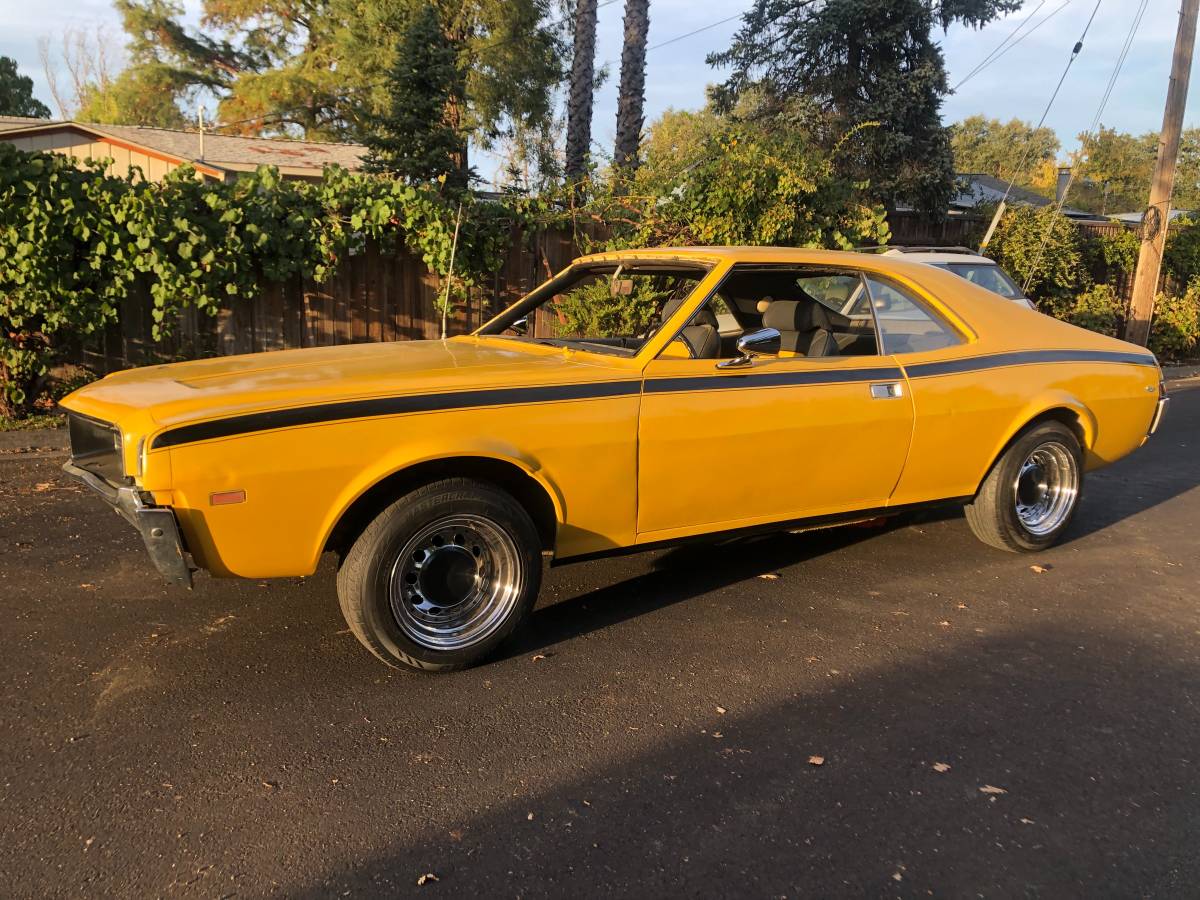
[881,247,1036,310]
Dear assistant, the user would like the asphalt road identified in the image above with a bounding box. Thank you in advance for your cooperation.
[2,380,1199,898]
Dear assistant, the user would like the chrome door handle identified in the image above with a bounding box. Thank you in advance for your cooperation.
[870,382,904,399]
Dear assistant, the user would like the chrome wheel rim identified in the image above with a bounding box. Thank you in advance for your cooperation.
[1013,441,1079,536]
[388,514,522,651]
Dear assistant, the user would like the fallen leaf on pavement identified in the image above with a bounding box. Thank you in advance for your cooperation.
[808,755,825,766]
[1019,817,1035,825]
[716,706,727,715]
[932,762,951,773]
[416,873,439,886]
[531,654,547,662]
[1030,565,1051,574]
[34,483,53,491]
[979,784,1008,795]
[758,572,781,580]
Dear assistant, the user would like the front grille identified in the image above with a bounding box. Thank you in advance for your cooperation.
[68,412,126,484]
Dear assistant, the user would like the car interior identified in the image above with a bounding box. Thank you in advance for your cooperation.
[482,262,959,359]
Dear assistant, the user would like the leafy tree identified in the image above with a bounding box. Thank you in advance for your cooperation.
[609,108,890,249]
[565,0,599,189]
[708,0,1021,215]
[363,5,467,187]
[75,66,189,128]
[1070,126,1156,214]
[111,0,565,160]
[0,56,51,118]
[613,0,650,173]
[950,115,1059,196]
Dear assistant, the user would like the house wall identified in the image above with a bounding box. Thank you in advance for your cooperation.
[2,131,211,182]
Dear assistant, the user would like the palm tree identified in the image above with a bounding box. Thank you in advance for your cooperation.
[565,0,598,194]
[613,0,649,174]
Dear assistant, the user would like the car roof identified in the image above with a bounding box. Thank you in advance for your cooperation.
[574,245,939,267]
[881,247,998,266]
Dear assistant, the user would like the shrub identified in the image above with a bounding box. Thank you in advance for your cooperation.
[985,206,1087,314]
[1149,281,1200,360]
[1065,284,1124,337]
[0,144,531,417]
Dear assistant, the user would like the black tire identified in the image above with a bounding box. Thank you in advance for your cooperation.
[336,477,543,672]
[964,421,1083,553]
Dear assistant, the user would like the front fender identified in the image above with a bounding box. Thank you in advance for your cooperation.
[312,440,567,571]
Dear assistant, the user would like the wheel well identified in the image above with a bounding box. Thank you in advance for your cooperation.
[974,406,1089,497]
[1024,407,1088,449]
[324,457,559,560]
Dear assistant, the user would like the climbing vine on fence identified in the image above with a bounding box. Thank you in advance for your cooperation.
[0,144,539,416]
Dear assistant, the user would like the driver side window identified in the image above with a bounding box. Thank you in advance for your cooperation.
[661,266,882,361]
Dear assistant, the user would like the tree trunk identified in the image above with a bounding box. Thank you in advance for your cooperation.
[613,0,650,176]
[565,0,599,194]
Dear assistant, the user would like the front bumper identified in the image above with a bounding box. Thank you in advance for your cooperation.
[62,462,193,588]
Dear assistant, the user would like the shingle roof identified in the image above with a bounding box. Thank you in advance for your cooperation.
[0,115,56,132]
[952,173,1100,220]
[0,118,366,173]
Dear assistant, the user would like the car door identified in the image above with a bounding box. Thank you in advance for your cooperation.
[635,267,916,542]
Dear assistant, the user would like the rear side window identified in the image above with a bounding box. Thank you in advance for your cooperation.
[865,277,960,355]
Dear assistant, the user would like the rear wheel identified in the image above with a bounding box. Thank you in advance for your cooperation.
[964,421,1083,552]
[337,478,543,672]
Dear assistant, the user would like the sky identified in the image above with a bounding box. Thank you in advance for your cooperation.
[0,0,1195,180]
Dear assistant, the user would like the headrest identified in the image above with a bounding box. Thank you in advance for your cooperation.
[762,299,849,333]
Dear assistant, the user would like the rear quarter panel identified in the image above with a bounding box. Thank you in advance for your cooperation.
[884,265,1160,506]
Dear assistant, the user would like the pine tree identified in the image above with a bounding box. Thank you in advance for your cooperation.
[613,0,650,174]
[565,0,599,192]
[363,4,468,188]
[709,0,1020,215]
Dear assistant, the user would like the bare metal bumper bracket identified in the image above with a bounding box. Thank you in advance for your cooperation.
[62,462,193,588]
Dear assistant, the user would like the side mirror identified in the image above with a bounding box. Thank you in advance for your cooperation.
[509,316,529,336]
[717,327,781,369]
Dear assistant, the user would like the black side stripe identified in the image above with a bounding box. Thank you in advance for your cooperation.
[904,349,1157,379]
[151,381,641,449]
[644,366,904,394]
[152,348,1158,449]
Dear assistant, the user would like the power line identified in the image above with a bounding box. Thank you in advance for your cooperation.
[953,0,1050,92]
[987,0,1103,221]
[1022,0,1150,292]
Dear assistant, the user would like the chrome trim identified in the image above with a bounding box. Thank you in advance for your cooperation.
[869,381,904,399]
[1150,396,1169,435]
[62,462,192,587]
[716,327,781,369]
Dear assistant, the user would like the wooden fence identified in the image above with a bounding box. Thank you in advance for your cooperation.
[81,226,586,373]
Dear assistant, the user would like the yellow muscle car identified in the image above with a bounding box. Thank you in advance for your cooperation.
[61,247,1169,671]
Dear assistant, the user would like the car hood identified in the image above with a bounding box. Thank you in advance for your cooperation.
[60,337,628,434]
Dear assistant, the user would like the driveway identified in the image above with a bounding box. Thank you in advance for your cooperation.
[2,379,1198,897]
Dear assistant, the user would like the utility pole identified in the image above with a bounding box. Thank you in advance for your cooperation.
[1126,0,1199,346]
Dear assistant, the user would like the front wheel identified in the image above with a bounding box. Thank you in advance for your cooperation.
[337,478,543,672]
[964,421,1083,552]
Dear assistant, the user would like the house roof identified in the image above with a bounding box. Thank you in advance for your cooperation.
[952,173,1103,221]
[0,115,53,132]
[1109,208,1194,225]
[0,118,366,176]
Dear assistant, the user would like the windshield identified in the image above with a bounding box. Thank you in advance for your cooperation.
[477,262,710,357]
[936,262,1023,299]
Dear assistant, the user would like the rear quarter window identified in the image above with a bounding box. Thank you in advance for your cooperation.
[866,277,961,355]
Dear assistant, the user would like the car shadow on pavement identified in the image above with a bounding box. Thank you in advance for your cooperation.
[505,521,911,661]
[297,622,1200,897]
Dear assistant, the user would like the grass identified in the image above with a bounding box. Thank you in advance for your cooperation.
[0,413,65,432]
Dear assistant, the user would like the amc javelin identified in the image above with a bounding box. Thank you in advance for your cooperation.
[62,247,1168,671]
